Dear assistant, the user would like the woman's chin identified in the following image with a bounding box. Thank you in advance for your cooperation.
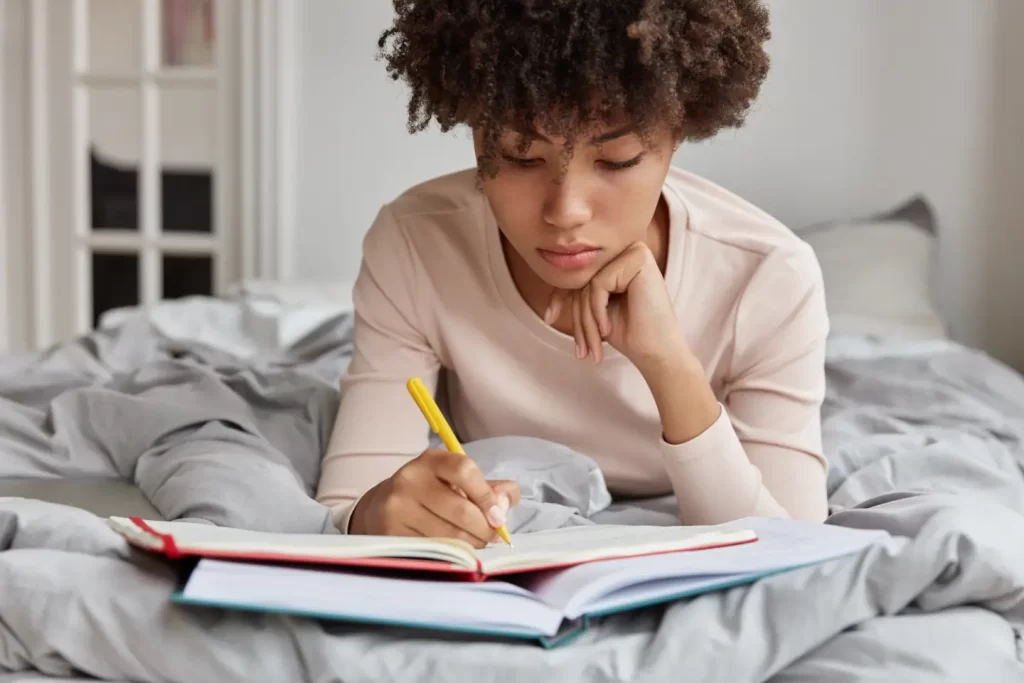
[533,262,597,291]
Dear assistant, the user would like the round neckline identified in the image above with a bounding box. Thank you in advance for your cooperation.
[483,183,689,358]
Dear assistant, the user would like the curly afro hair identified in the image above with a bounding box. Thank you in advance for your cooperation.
[378,0,771,173]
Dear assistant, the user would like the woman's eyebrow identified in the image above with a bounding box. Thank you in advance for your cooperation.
[506,124,635,145]
[589,125,635,144]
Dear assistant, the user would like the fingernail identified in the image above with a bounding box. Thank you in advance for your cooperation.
[499,494,510,513]
[487,504,507,528]
[543,306,554,324]
[575,343,583,359]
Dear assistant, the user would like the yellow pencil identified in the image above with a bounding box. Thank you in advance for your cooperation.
[406,377,514,547]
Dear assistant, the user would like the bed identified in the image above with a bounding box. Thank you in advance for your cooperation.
[1,198,1022,682]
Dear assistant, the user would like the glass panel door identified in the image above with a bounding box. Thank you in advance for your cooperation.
[63,0,232,333]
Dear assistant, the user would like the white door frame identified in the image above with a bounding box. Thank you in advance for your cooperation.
[28,0,55,348]
[239,0,296,283]
[3,0,296,352]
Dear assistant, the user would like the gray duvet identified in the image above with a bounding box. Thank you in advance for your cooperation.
[1,315,1023,682]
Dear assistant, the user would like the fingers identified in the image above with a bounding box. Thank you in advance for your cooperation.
[546,287,605,364]
[559,288,607,364]
[546,249,654,364]
[544,289,567,325]
[406,501,493,548]
[488,479,521,508]
[589,281,611,339]
[428,451,506,530]
[370,452,522,545]
[415,483,496,546]
[579,286,604,364]
[571,292,587,360]
[385,520,424,539]
[591,241,650,294]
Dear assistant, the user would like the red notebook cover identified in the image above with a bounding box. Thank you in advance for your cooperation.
[125,517,486,579]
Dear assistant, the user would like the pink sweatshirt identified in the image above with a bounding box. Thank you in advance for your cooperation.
[318,167,830,531]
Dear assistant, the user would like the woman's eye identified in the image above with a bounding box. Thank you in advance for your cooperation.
[502,155,544,168]
[599,154,645,171]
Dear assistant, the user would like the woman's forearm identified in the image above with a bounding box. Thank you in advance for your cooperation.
[639,343,721,446]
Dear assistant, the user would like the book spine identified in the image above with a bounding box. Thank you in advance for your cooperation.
[539,616,591,649]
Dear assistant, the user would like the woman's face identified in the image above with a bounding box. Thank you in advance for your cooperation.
[475,121,676,291]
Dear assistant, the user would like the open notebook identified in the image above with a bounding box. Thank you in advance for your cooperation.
[173,518,889,647]
[107,517,757,580]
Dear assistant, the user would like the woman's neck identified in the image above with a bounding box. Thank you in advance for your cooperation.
[504,196,671,328]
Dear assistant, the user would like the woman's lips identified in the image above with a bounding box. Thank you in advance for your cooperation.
[537,246,602,270]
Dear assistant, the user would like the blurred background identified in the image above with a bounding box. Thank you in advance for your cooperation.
[2,0,1023,370]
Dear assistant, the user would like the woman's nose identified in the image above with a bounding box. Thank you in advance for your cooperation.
[541,176,593,230]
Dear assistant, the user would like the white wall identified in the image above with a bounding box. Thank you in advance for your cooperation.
[697,0,1024,369]
[682,0,1001,349]
[300,1,1022,367]
[293,0,474,285]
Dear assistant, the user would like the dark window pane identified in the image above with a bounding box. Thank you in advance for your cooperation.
[91,149,139,231]
[161,170,212,233]
[90,148,214,233]
[92,252,140,328]
[163,255,213,300]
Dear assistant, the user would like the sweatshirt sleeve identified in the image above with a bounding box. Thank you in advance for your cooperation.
[316,205,441,531]
[660,243,830,524]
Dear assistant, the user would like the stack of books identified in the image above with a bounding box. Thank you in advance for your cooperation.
[108,515,887,648]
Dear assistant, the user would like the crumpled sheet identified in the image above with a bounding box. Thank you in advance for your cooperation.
[0,318,1022,682]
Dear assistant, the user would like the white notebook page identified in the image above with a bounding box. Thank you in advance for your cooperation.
[523,518,890,618]
[476,523,755,573]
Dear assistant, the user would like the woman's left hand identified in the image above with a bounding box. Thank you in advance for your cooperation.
[544,241,687,374]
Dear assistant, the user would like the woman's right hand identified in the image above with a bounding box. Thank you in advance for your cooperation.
[347,449,520,548]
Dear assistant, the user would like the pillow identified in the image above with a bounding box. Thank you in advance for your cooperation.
[796,196,948,340]
[98,278,356,357]
[230,279,356,352]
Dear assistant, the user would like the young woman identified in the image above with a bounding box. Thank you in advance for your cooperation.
[317,0,830,546]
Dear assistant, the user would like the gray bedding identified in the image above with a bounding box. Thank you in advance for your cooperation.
[1,314,1023,682]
